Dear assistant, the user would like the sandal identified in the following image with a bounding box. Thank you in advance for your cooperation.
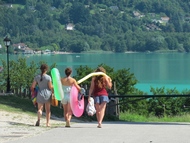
[35,120,40,126]
[65,125,71,128]
[97,124,102,128]
[65,121,71,128]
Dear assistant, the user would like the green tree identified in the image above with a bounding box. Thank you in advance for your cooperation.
[146,35,167,51]
[51,43,59,51]
[69,40,85,53]
[183,39,190,52]
[69,2,90,24]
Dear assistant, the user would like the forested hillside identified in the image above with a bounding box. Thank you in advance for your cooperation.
[1,0,190,53]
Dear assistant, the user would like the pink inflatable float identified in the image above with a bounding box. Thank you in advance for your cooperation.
[70,85,84,117]
[70,72,110,117]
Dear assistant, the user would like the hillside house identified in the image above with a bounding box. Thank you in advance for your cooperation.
[133,11,145,19]
[145,24,161,31]
[13,43,27,49]
[66,23,74,30]
[3,4,13,8]
[13,43,33,54]
[23,47,33,54]
[160,17,170,23]
[42,49,51,54]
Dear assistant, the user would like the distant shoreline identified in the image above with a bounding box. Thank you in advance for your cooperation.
[0,49,182,55]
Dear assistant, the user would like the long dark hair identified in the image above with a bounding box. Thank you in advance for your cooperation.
[40,64,48,81]
[94,66,106,88]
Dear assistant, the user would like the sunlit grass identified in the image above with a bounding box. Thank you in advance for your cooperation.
[0,95,63,117]
[2,95,190,123]
[120,112,190,122]
[0,104,37,118]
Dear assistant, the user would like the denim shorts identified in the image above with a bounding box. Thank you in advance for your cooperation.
[94,96,109,104]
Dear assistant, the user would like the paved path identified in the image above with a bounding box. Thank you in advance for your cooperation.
[4,121,190,143]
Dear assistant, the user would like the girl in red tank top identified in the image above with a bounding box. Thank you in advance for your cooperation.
[88,67,112,128]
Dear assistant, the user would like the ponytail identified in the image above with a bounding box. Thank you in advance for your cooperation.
[40,64,48,82]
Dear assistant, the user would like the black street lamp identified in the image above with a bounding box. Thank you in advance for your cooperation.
[3,36,11,93]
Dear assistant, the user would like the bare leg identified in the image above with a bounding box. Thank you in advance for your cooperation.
[63,104,67,121]
[95,103,101,125]
[45,102,51,127]
[36,103,43,126]
[67,103,72,124]
[95,102,107,127]
[63,103,72,127]
[98,102,107,125]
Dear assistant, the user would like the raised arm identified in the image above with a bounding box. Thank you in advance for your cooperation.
[105,76,112,89]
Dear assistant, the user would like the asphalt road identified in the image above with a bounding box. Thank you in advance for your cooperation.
[4,121,190,143]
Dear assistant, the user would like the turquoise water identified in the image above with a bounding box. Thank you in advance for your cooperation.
[1,53,190,93]
[135,83,190,94]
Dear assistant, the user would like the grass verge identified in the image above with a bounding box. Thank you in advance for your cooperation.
[119,112,190,122]
[0,95,63,117]
[1,95,189,123]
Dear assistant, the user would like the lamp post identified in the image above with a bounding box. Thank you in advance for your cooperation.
[3,36,11,93]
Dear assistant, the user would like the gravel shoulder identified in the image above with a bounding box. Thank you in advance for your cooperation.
[0,110,65,143]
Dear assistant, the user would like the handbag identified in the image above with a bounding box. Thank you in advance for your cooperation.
[31,86,38,107]
[86,97,96,116]
[51,93,58,106]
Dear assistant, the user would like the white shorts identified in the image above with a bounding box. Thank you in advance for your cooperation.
[61,93,70,104]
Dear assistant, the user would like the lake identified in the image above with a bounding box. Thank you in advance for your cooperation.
[1,52,190,94]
